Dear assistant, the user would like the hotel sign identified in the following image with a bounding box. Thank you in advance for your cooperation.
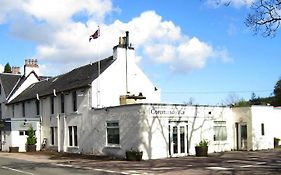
[150,107,185,117]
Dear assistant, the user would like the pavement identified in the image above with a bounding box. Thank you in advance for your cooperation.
[0,149,281,175]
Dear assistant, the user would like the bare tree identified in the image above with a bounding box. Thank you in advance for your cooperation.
[246,0,281,37]
[207,0,281,37]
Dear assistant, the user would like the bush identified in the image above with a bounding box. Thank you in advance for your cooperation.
[196,139,209,147]
[26,126,37,145]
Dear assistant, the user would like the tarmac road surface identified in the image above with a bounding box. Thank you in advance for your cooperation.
[0,156,120,175]
[0,149,281,174]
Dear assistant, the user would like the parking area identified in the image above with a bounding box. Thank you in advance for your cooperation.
[0,149,281,174]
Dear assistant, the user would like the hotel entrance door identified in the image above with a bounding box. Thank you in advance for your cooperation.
[169,121,188,157]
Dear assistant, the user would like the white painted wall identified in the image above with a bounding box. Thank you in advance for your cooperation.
[1,118,40,152]
[91,47,160,108]
[251,106,281,150]
[8,73,39,103]
[232,106,281,151]
[139,105,233,159]
[74,104,233,160]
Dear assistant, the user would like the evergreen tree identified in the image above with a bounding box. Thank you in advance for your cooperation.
[4,63,12,73]
[26,126,37,145]
[273,78,281,106]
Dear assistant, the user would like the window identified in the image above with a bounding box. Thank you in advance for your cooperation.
[72,91,77,112]
[261,123,265,136]
[61,94,65,113]
[106,121,120,145]
[68,126,78,146]
[19,131,25,136]
[69,126,72,146]
[50,96,54,114]
[214,121,227,141]
[12,105,14,118]
[0,83,2,95]
[36,100,40,115]
[0,103,2,119]
[50,127,57,145]
[22,102,25,117]
[19,130,30,136]
[74,126,78,146]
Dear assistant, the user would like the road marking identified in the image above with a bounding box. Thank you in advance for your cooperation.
[1,166,36,175]
[206,166,233,170]
[240,165,253,168]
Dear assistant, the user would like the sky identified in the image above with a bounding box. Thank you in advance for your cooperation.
[0,0,280,105]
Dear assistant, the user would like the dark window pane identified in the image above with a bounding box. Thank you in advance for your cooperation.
[107,122,120,145]
[50,96,54,114]
[173,126,178,154]
[51,127,54,145]
[36,100,40,115]
[72,91,77,112]
[69,126,73,146]
[74,126,78,146]
[261,123,265,136]
[61,94,65,113]
[180,126,185,153]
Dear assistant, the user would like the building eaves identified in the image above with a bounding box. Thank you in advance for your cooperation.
[8,56,115,104]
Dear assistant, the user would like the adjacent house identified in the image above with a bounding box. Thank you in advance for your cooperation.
[0,32,280,159]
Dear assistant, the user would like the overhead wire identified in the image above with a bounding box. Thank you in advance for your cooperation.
[162,89,272,95]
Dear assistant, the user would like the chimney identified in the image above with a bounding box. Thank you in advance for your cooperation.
[11,66,21,74]
[125,31,129,48]
[24,59,40,76]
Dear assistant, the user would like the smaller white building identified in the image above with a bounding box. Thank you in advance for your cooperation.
[83,104,234,159]
[232,105,281,151]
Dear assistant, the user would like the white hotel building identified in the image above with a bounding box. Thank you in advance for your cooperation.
[0,32,281,159]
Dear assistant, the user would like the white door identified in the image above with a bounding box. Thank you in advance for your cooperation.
[169,121,188,157]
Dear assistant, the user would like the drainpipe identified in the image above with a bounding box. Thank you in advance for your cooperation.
[57,114,61,152]
[63,115,67,152]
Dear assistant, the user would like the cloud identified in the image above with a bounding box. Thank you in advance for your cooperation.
[0,0,23,24]
[0,1,231,74]
[206,0,255,8]
[0,64,4,73]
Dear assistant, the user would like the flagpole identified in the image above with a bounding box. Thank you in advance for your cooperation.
[96,26,101,108]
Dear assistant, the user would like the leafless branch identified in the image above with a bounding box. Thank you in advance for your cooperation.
[245,0,281,37]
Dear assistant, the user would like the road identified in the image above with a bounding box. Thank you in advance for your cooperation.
[1,150,281,174]
[0,156,119,175]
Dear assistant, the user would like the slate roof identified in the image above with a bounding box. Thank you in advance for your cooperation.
[0,73,21,97]
[9,56,115,104]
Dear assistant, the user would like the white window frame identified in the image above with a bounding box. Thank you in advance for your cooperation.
[106,121,120,146]
[19,130,28,136]
[214,121,227,141]
[50,127,58,146]
[68,126,78,147]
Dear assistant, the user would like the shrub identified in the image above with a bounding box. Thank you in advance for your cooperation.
[26,126,37,145]
[196,139,209,147]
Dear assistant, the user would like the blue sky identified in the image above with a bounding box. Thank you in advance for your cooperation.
[0,0,280,105]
